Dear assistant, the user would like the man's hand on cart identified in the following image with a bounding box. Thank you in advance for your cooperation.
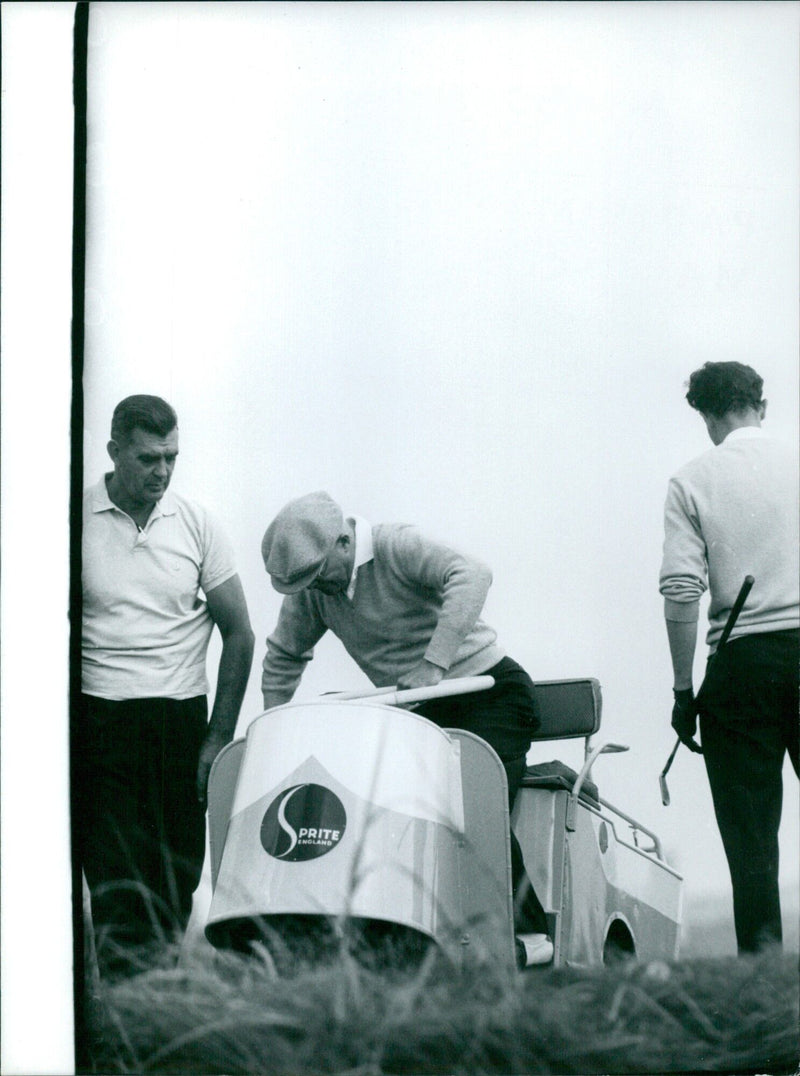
[671,688,702,753]
[397,659,445,692]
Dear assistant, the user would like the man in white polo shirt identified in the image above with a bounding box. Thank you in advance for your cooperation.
[659,362,799,953]
[78,395,254,976]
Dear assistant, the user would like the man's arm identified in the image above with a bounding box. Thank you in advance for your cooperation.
[262,594,327,711]
[659,473,707,688]
[665,615,698,691]
[659,476,707,606]
[660,476,704,750]
[389,527,493,690]
[197,573,255,806]
[664,614,703,751]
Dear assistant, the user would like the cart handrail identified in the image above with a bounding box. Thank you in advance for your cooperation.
[563,736,670,864]
[566,738,667,863]
[580,797,681,877]
[595,796,666,863]
[566,739,628,830]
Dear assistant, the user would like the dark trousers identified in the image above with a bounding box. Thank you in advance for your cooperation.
[416,657,549,935]
[698,630,799,954]
[74,695,208,974]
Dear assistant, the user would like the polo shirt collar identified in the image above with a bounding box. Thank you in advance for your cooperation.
[91,474,177,519]
[346,515,373,601]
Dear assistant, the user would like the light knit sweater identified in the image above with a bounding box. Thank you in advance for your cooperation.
[261,523,505,708]
[659,427,799,649]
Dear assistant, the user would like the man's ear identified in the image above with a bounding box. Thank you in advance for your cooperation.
[107,439,119,464]
[759,400,767,420]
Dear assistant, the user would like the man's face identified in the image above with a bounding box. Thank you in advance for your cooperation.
[108,427,179,508]
[309,537,353,595]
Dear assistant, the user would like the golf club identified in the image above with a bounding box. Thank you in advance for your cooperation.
[659,574,754,806]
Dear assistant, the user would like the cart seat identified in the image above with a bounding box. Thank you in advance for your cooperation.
[521,760,599,806]
[530,678,601,741]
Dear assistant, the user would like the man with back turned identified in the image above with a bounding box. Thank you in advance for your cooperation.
[77,394,254,976]
[659,362,798,953]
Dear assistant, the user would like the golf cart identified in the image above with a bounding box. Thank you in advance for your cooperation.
[204,677,682,970]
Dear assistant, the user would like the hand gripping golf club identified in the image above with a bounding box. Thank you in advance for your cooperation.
[659,574,754,806]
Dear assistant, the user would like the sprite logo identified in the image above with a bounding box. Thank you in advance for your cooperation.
[260,783,347,861]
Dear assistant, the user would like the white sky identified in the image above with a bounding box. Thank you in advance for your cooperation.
[3,2,799,1071]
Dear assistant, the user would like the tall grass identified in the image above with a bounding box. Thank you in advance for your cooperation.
[84,926,799,1075]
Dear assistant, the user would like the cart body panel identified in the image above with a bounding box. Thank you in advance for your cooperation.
[205,678,682,968]
[206,701,516,965]
[513,779,682,966]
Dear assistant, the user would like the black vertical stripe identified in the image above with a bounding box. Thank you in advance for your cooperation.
[70,3,89,1070]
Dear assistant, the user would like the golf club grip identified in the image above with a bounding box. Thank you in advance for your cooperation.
[660,736,680,779]
[695,575,754,712]
[715,574,754,656]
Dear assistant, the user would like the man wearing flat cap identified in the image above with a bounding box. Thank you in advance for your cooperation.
[260,491,553,966]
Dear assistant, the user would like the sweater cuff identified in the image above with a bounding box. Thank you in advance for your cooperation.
[663,597,700,623]
[425,624,462,671]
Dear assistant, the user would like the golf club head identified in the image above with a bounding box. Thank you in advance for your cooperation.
[659,772,670,807]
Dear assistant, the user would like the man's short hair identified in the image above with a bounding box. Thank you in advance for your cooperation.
[685,362,764,418]
[110,395,178,444]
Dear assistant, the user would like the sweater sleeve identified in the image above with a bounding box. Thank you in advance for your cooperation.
[385,526,492,670]
[261,593,328,709]
[659,476,706,623]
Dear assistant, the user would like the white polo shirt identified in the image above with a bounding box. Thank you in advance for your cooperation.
[82,477,237,700]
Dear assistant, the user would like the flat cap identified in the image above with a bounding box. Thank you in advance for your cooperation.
[261,491,344,594]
